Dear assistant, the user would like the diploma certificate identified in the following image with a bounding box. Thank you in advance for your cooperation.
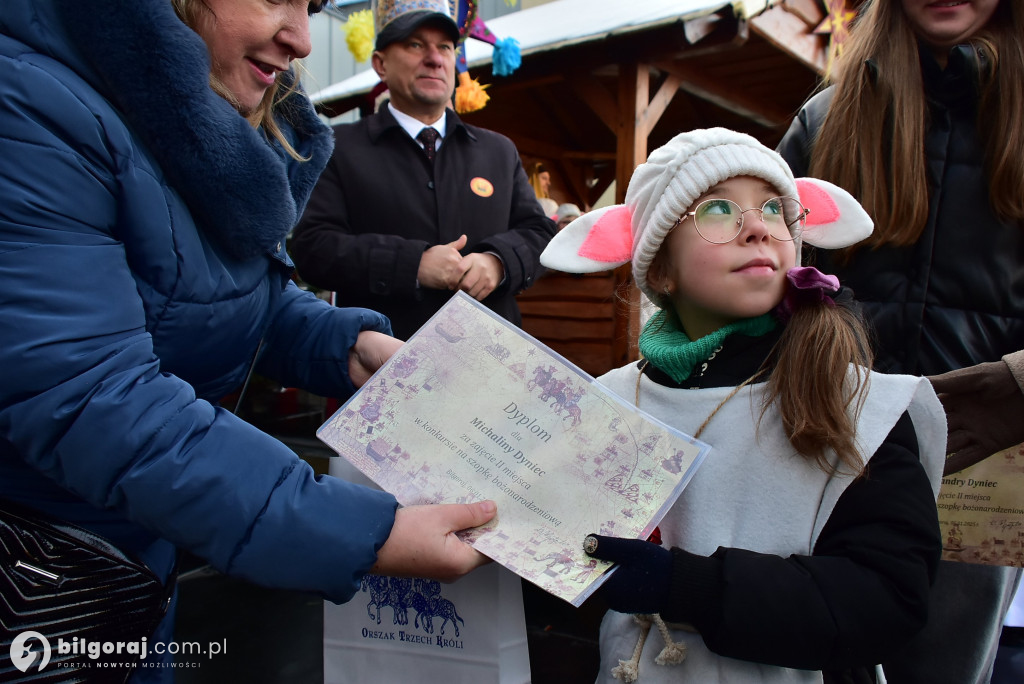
[318,293,709,606]
[938,442,1024,567]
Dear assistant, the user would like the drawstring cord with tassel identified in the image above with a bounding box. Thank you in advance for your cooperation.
[612,361,763,681]
[652,615,688,665]
[610,614,689,683]
[611,615,652,683]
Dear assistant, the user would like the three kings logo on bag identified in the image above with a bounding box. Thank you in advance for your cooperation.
[357,576,466,649]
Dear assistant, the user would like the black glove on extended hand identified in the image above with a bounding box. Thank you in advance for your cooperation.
[584,534,674,615]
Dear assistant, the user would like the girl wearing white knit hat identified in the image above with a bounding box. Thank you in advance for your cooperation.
[541,128,946,683]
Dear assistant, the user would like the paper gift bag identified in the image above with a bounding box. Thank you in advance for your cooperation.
[324,459,531,684]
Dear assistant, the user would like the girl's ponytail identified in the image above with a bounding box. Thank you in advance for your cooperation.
[766,293,873,476]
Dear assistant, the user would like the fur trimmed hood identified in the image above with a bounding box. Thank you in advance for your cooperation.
[4,0,333,260]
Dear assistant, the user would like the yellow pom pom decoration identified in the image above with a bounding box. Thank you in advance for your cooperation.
[342,9,375,63]
[454,71,490,114]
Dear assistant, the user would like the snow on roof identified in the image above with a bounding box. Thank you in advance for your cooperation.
[310,0,768,105]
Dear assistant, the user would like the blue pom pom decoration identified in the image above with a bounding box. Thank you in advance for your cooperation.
[491,37,521,77]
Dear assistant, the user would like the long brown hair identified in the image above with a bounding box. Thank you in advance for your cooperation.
[645,255,873,476]
[765,297,873,476]
[809,0,1024,251]
[170,0,312,161]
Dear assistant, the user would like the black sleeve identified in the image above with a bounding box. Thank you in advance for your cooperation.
[776,109,813,178]
[472,148,555,295]
[291,146,428,299]
[663,412,941,671]
[776,88,835,178]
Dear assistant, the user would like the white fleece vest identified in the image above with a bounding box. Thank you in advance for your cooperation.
[594,366,945,683]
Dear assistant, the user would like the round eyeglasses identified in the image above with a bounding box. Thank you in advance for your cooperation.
[675,197,809,244]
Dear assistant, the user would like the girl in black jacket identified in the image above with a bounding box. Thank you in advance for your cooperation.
[776,1,1023,682]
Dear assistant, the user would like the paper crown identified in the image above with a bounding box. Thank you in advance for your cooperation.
[372,0,453,34]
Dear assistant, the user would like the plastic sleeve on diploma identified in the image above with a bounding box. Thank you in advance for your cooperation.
[938,442,1024,567]
[318,292,710,606]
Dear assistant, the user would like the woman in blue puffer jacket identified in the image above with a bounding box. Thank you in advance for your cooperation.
[0,0,494,674]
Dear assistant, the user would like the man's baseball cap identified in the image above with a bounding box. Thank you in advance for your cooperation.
[373,0,461,51]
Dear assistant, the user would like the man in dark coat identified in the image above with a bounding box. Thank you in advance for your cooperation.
[291,6,555,340]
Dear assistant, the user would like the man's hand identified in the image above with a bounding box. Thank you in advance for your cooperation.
[929,360,1024,475]
[348,330,404,388]
[417,234,469,291]
[372,501,497,582]
[458,252,504,301]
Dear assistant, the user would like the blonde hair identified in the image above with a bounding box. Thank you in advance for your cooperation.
[808,0,1024,254]
[171,0,313,161]
[527,162,550,199]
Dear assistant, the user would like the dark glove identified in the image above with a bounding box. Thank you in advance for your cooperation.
[929,360,1024,475]
[584,534,673,615]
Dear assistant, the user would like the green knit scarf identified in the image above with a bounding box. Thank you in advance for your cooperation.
[638,309,777,384]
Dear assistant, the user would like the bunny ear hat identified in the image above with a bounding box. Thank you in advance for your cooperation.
[540,128,873,305]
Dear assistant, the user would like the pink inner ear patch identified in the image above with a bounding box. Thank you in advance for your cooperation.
[796,179,840,226]
[578,206,633,263]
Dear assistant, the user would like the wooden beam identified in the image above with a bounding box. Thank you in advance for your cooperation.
[533,88,588,151]
[615,63,644,204]
[661,13,749,62]
[782,0,826,27]
[750,5,827,73]
[613,62,646,366]
[563,151,617,161]
[508,133,567,160]
[587,164,615,207]
[573,75,619,135]
[633,64,650,160]
[478,73,563,95]
[638,73,681,139]
[613,265,640,366]
[553,159,591,210]
[655,60,794,128]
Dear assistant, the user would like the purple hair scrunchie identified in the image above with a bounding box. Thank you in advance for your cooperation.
[775,266,841,322]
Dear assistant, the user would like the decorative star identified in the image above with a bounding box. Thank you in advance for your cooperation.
[813,0,859,75]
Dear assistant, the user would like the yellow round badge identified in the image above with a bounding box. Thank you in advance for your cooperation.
[470,177,494,198]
